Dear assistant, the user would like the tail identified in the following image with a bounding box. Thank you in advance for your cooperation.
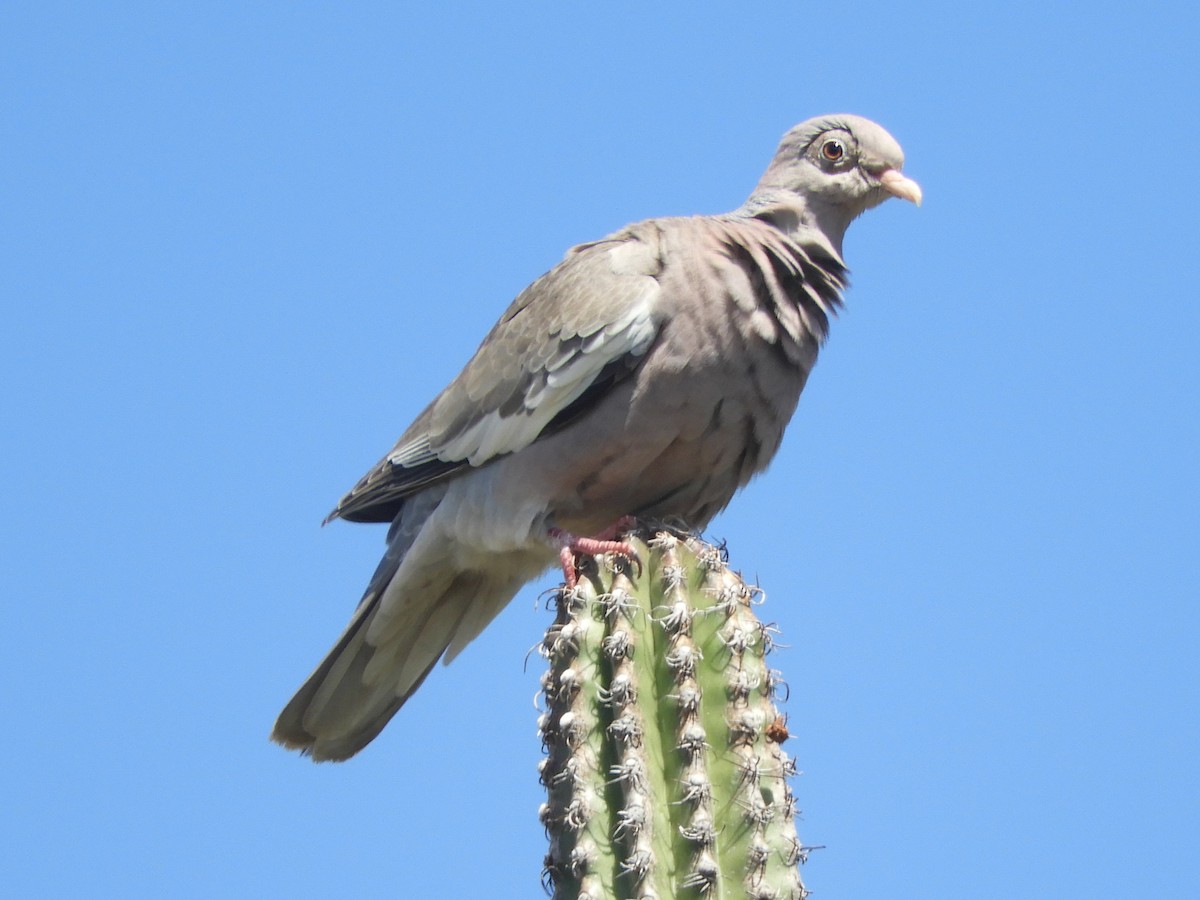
[271,495,542,761]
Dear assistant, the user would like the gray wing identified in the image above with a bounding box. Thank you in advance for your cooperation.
[327,223,666,524]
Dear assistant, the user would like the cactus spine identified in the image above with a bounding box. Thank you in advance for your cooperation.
[539,527,808,899]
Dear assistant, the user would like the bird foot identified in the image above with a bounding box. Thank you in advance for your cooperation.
[549,517,641,589]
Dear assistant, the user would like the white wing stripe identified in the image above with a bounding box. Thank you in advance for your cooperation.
[438,290,658,466]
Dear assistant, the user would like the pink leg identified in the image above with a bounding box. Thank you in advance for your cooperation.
[549,518,641,589]
[589,515,638,543]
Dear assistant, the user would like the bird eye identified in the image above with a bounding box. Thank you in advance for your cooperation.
[821,139,845,162]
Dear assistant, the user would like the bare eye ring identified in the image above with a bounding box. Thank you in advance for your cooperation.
[821,139,845,162]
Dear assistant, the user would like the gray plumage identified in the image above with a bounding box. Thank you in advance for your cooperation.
[273,114,921,761]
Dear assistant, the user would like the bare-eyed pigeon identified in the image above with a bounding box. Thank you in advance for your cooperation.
[272,114,921,761]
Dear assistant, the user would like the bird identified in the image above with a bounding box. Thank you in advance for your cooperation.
[272,114,921,761]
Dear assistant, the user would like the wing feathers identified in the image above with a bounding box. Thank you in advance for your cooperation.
[326,226,664,524]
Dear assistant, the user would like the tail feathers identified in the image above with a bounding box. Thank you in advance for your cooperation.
[443,576,514,664]
[271,564,527,762]
[270,589,410,761]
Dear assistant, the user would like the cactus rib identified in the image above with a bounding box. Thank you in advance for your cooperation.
[539,526,809,899]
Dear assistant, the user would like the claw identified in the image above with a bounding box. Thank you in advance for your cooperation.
[549,519,642,588]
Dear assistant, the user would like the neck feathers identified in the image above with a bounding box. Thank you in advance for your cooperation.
[710,214,848,360]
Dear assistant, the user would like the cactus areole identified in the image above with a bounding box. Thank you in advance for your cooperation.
[538,528,810,900]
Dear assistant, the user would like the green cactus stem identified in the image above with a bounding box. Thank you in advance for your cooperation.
[538,526,809,900]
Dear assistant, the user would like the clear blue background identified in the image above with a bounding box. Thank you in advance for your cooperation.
[4,3,1197,897]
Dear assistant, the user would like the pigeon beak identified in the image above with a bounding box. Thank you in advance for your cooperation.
[878,169,923,206]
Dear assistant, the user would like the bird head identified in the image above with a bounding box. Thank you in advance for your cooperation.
[749,114,921,252]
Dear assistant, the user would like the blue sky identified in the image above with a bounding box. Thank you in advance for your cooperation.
[4,3,1197,897]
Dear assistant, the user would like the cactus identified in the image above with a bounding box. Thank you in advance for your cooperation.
[538,525,809,900]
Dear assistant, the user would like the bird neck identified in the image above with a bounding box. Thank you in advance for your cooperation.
[734,191,849,262]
